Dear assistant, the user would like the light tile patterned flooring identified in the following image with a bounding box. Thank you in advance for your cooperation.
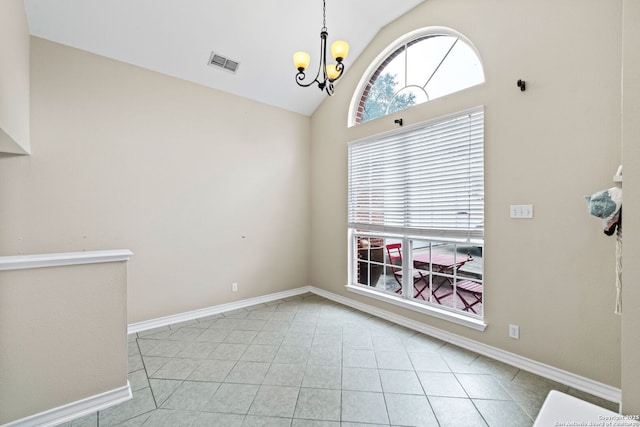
[61,293,617,427]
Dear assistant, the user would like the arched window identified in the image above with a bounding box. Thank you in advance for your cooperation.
[350,28,484,126]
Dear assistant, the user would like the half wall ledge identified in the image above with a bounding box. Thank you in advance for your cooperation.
[0,249,133,426]
[0,249,133,271]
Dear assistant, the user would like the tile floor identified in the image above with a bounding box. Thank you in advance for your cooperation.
[61,293,617,427]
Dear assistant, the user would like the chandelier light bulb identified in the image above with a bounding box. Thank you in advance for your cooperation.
[326,64,340,81]
[331,40,349,62]
[293,51,311,72]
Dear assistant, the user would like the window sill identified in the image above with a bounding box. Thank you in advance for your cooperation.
[345,284,487,331]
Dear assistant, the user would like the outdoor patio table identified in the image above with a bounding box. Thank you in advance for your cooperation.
[411,252,470,301]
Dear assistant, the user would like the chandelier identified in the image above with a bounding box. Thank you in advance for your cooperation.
[293,0,349,96]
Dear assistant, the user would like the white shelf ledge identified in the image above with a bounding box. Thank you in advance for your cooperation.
[0,249,133,271]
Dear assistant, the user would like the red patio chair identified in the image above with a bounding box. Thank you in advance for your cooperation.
[455,280,483,313]
[385,243,429,300]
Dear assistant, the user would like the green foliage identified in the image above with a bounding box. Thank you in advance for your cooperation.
[361,73,416,123]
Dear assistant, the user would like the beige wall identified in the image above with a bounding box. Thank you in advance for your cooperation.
[310,0,624,388]
[621,0,640,414]
[0,261,128,424]
[0,0,31,154]
[0,37,311,323]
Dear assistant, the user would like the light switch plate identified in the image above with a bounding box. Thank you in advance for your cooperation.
[510,204,533,219]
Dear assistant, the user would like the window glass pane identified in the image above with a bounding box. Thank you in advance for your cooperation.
[355,236,385,287]
[388,87,426,115]
[354,29,484,125]
[354,234,402,296]
[406,35,457,89]
[409,239,483,316]
[361,79,392,123]
[361,47,407,123]
[425,41,485,100]
[381,50,407,87]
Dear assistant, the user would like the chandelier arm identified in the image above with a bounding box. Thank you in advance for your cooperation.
[295,72,321,88]
[295,29,329,91]
[327,62,345,83]
[318,30,329,90]
[325,82,335,96]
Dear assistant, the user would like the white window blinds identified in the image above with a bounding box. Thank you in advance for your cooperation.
[348,107,484,243]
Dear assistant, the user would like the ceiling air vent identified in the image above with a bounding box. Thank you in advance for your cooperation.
[208,52,239,73]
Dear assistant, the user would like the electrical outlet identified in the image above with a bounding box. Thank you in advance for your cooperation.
[509,324,520,339]
[232,282,238,292]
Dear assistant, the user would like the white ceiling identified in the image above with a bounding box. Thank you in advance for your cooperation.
[23,0,424,116]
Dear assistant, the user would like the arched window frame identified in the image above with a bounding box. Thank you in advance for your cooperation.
[348,27,485,127]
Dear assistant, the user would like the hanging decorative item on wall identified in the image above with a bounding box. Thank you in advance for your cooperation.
[585,187,622,235]
[585,166,623,314]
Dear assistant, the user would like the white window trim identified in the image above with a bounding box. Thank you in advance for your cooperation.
[346,106,485,330]
[348,26,485,128]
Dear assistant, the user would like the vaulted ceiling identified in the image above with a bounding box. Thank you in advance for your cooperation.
[24,0,424,116]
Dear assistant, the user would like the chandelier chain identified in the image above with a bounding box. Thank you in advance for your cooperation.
[322,0,327,31]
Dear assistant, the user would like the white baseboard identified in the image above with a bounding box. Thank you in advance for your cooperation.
[2,382,132,427]
[128,287,313,334]
[308,286,622,404]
